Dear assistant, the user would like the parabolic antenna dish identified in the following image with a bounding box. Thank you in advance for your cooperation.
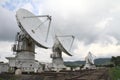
[16,9,53,49]
[55,35,75,56]
[87,52,95,64]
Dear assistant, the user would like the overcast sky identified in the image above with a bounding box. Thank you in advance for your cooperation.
[0,0,120,62]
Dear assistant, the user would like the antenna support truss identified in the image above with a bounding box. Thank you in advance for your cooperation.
[23,15,52,42]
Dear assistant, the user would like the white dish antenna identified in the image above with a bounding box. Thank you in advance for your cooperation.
[86,52,95,64]
[16,9,52,49]
[83,52,96,69]
[55,35,75,56]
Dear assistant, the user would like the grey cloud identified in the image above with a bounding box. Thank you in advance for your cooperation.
[0,0,120,62]
[41,0,120,45]
[1,0,120,45]
[0,7,19,41]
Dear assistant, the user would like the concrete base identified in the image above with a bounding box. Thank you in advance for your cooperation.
[52,58,66,72]
[83,63,96,69]
[15,69,22,75]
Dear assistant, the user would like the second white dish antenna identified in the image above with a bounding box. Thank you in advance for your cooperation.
[50,34,75,71]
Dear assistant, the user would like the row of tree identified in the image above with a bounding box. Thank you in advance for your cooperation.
[111,56,120,66]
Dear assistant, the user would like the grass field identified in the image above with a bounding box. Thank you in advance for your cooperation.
[109,67,120,80]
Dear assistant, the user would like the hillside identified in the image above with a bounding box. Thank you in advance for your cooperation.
[64,58,111,67]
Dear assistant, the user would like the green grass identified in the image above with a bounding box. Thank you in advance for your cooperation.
[109,67,120,80]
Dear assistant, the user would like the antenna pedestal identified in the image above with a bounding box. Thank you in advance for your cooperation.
[83,63,96,69]
[8,32,42,73]
[50,42,66,72]
[51,52,66,72]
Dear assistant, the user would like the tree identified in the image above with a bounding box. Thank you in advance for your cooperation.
[111,56,120,66]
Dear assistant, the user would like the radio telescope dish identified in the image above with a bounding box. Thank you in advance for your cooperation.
[16,9,52,49]
[55,35,75,56]
[83,52,96,69]
[50,35,75,71]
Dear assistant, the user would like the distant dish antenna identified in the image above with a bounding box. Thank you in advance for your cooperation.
[50,34,75,71]
[16,9,52,49]
[83,52,96,69]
